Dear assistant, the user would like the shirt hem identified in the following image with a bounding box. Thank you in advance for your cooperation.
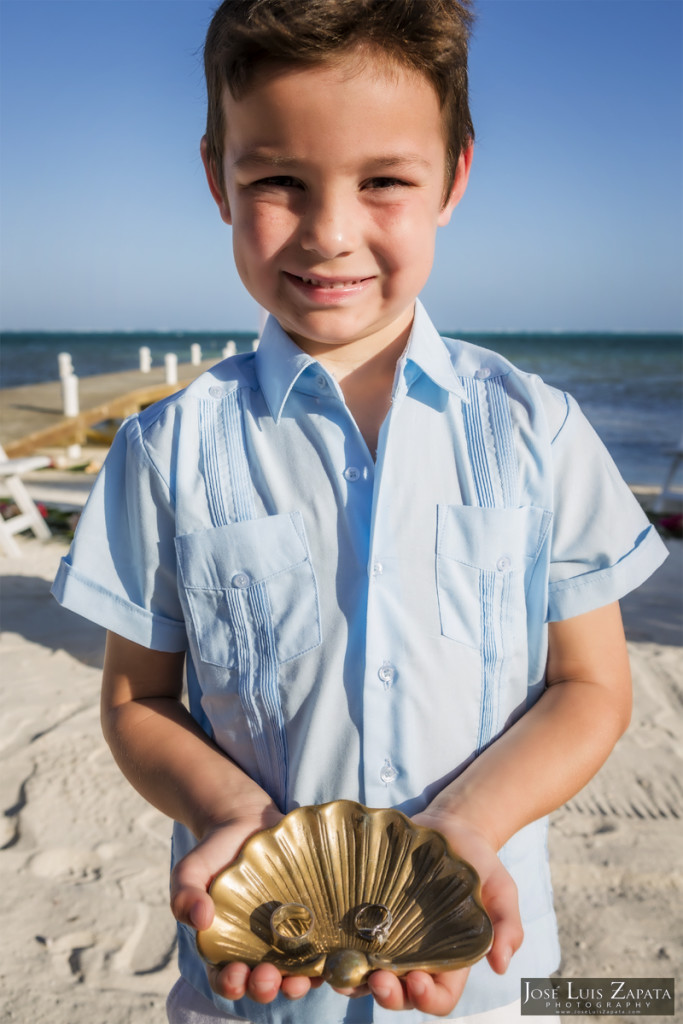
[51,556,187,652]
[547,524,668,622]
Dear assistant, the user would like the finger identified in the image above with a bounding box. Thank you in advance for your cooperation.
[208,961,250,1001]
[247,962,284,1004]
[330,983,371,999]
[405,968,469,1016]
[281,974,313,1000]
[482,870,524,974]
[367,969,412,1011]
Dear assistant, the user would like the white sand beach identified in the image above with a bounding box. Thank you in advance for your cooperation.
[1,531,681,1024]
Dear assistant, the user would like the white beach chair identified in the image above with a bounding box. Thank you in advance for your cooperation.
[0,445,52,556]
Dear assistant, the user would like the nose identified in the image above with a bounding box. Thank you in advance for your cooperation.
[299,189,355,259]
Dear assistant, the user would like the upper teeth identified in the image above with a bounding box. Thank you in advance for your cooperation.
[301,276,361,288]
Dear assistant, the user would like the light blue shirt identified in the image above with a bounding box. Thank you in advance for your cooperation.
[53,301,667,1022]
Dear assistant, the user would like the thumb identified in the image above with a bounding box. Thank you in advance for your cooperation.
[170,852,217,930]
[482,866,524,974]
[171,883,215,931]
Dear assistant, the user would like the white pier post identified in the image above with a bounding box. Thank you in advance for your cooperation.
[165,353,178,385]
[61,373,80,417]
[191,343,202,366]
[251,336,259,351]
[58,352,74,379]
[222,340,237,359]
[139,346,152,373]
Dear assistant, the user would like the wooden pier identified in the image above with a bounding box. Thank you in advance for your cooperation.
[0,358,220,457]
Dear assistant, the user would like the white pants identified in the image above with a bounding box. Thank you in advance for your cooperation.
[166,975,557,1023]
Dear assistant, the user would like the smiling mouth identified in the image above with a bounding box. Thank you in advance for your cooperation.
[287,272,373,289]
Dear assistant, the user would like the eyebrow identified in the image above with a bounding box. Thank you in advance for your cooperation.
[233,152,300,170]
[367,154,433,171]
[232,151,433,172]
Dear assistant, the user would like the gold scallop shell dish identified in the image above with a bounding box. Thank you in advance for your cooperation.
[196,800,493,988]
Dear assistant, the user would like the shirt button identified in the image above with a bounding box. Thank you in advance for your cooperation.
[380,760,398,785]
[344,466,361,482]
[378,661,396,687]
[371,561,384,576]
[475,367,492,380]
[231,571,250,589]
[496,556,511,572]
[315,374,328,390]
[208,385,223,399]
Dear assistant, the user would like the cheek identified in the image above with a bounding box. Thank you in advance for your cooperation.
[375,201,437,248]
[235,205,298,262]
[373,208,438,280]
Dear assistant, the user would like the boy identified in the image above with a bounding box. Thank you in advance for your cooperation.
[52,1,667,1022]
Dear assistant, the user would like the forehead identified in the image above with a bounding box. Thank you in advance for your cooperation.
[220,49,447,167]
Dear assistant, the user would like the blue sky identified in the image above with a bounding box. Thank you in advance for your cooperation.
[1,0,681,333]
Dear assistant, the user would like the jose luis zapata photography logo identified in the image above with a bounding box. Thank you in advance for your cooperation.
[521,978,675,1015]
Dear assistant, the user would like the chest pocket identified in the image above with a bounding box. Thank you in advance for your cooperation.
[436,504,551,650]
[176,511,322,669]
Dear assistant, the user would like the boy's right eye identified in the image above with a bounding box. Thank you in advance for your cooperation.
[250,175,302,190]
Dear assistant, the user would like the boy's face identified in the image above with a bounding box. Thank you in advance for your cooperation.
[203,49,471,361]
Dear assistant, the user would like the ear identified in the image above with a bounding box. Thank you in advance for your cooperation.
[200,136,232,225]
[438,142,473,227]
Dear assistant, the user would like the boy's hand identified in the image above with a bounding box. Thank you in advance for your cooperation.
[363,812,523,1016]
[171,810,522,1013]
[170,810,324,1004]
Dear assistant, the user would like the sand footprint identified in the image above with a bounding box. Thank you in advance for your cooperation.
[28,846,102,880]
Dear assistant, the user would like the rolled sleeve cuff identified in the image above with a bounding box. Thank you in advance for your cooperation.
[52,557,188,652]
[548,524,669,622]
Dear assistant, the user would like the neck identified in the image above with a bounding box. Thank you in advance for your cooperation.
[287,308,415,457]
[330,324,412,458]
[294,307,414,383]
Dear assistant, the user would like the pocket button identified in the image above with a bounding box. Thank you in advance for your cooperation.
[496,556,511,573]
[231,571,250,589]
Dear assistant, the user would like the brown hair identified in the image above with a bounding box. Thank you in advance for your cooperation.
[203,0,474,198]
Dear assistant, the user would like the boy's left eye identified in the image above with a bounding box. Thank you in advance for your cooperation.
[364,177,412,191]
[251,175,302,189]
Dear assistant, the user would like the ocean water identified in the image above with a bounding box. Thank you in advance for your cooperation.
[1,328,681,487]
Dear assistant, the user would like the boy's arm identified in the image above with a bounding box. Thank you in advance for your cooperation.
[101,632,321,1003]
[367,600,632,1015]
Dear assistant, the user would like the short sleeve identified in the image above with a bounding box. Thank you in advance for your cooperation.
[546,391,668,622]
[51,415,187,651]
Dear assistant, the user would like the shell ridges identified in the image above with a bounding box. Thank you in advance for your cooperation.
[196,800,493,986]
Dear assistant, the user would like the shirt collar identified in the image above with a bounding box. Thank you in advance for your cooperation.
[255,300,467,421]
[254,316,318,422]
[399,300,468,400]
